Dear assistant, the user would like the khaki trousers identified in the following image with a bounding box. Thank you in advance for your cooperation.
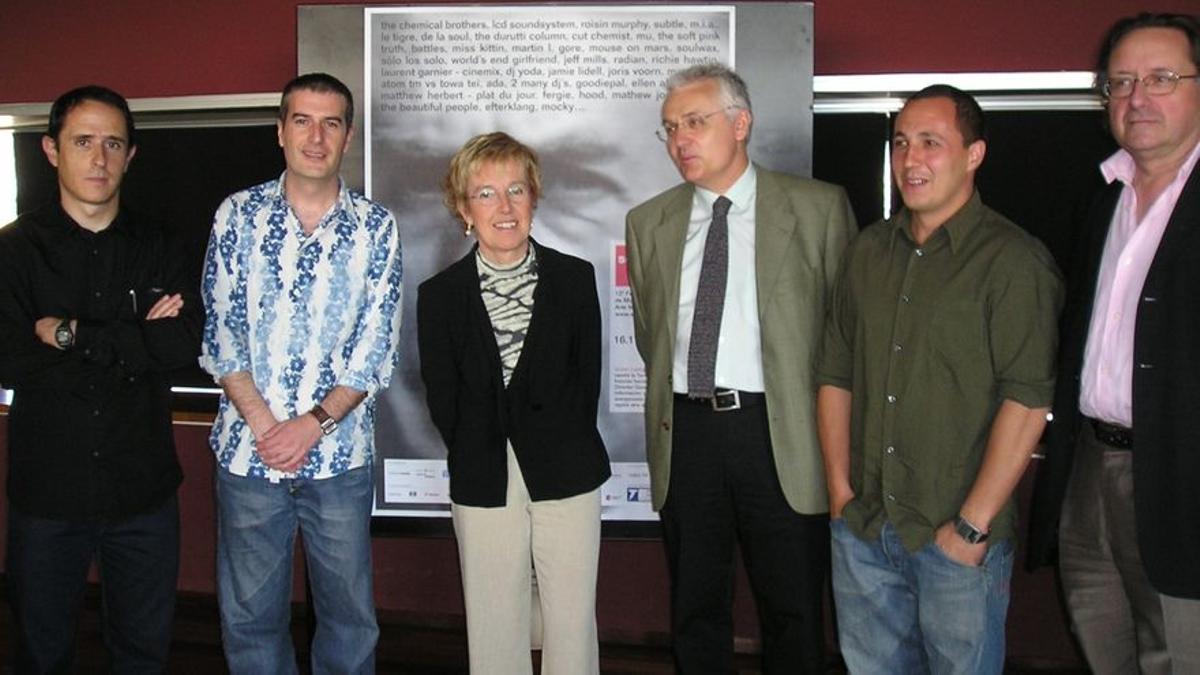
[452,445,601,675]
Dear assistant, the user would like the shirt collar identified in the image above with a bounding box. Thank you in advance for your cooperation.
[476,238,538,275]
[1100,139,1200,187]
[693,163,756,214]
[889,190,984,255]
[270,170,354,219]
[48,200,129,238]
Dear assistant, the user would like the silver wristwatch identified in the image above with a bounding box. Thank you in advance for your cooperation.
[54,319,75,350]
[954,515,990,544]
[309,404,338,436]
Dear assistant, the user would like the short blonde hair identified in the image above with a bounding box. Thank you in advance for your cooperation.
[442,132,542,226]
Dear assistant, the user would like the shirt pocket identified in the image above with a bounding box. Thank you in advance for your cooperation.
[929,301,990,368]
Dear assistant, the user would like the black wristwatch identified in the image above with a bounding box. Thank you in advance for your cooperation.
[309,404,338,436]
[54,319,75,350]
[954,515,990,544]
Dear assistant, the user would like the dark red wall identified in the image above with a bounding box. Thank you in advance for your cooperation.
[1,1,1198,104]
[3,0,1180,664]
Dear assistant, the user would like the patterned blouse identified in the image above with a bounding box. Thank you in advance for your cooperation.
[477,246,538,386]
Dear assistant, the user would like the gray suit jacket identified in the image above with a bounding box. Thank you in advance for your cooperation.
[625,165,857,513]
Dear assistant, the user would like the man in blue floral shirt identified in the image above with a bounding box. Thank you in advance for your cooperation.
[200,73,402,674]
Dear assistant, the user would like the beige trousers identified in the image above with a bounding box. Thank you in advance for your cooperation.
[451,445,601,675]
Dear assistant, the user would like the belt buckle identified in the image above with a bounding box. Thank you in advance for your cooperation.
[711,389,741,412]
[1091,418,1132,449]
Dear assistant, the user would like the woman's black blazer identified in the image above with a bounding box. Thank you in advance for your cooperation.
[417,239,611,507]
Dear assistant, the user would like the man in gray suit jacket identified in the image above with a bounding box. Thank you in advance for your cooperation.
[625,63,856,673]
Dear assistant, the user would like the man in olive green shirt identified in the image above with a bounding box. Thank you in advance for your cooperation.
[815,85,1063,674]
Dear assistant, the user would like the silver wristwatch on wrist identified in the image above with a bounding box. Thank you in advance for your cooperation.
[309,404,338,436]
[54,319,75,350]
[954,515,990,544]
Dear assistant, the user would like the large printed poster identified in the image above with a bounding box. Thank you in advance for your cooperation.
[367,6,734,519]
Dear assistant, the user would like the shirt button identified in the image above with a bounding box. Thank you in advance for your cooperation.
[92,409,101,416]
[915,249,924,257]
[887,395,897,404]
[901,295,911,304]
[94,291,102,298]
[92,451,100,458]
[886,445,895,454]
[893,343,902,352]
[886,493,897,502]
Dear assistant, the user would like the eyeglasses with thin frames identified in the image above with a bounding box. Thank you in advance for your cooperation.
[656,106,739,143]
[468,182,530,206]
[1102,70,1200,99]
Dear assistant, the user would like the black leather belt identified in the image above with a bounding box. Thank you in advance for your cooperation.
[674,389,765,412]
[1089,417,1133,450]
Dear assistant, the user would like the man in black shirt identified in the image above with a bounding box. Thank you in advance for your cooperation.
[0,86,200,673]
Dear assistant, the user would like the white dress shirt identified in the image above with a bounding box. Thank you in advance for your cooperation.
[672,165,765,394]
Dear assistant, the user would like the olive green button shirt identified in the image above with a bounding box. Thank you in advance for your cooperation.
[816,192,1064,551]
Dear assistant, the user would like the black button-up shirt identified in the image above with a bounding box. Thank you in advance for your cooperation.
[0,202,201,519]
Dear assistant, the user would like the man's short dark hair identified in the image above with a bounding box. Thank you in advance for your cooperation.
[903,84,986,146]
[279,73,354,129]
[46,85,136,146]
[1096,13,1200,89]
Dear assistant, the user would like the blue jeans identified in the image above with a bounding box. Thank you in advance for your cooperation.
[7,496,179,675]
[830,519,1012,675]
[216,465,377,675]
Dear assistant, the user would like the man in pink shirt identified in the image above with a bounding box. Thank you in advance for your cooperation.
[1028,12,1200,674]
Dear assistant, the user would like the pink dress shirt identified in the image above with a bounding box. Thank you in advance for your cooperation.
[1079,140,1200,427]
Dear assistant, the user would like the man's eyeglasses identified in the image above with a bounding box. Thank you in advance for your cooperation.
[1102,70,1200,99]
[656,107,738,142]
[468,182,530,205]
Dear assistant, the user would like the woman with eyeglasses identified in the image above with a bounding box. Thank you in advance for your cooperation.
[417,131,610,674]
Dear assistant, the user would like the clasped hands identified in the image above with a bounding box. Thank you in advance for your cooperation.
[255,414,324,474]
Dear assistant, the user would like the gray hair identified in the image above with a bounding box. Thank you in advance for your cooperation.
[664,62,753,116]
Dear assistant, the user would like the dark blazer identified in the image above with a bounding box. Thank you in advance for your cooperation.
[417,239,610,508]
[1028,164,1200,599]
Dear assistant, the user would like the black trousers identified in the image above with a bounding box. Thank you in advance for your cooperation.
[6,494,180,675]
[662,395,830,674]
